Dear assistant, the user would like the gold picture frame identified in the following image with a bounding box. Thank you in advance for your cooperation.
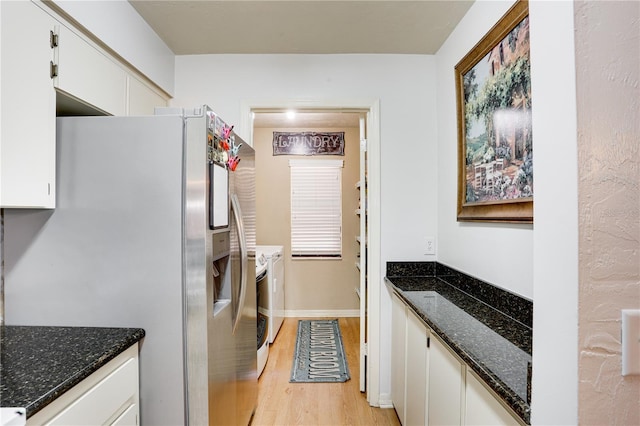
[455,0,533,223]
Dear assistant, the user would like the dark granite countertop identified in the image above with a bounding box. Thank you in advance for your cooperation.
[386,265,532,424]
[0,326,145,418]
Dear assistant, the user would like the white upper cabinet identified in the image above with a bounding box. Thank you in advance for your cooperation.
[127,75,167,116]
[53,23,127,116]
[0,0,57,208]
[0,1,168,208]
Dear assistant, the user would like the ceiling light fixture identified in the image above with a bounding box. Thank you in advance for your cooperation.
[286,110,296,120]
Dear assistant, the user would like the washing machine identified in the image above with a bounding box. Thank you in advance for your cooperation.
[256,245,285,343]
[256,250,269,378]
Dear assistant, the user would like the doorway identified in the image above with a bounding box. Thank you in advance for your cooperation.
[241,100,381,406]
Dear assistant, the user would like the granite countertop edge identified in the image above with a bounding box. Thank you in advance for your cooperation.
[385,277,531,425]
[1,326,146,418]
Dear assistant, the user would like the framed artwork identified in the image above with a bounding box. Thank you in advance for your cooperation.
[455,0,533,223]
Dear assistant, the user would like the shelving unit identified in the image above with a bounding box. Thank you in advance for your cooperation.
[356,116,369,393]
[355,181,366,272]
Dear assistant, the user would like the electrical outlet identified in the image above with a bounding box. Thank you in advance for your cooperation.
[426,237,435,255]
[622,309,640,376]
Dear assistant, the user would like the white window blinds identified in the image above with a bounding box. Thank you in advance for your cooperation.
[289,159,343,257]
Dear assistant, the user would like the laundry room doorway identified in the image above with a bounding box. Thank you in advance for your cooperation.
[240,99,381,406]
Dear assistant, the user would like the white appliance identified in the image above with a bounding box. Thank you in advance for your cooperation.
[256,251,269,377]
[256,245,285,343]
[4,106,257,426]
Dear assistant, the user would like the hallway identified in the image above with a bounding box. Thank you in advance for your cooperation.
[252,318,400,425]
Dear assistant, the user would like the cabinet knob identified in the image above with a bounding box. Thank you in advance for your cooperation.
[50,30,58,48]
[50,61,58,79]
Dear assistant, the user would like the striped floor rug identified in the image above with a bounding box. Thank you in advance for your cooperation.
[290,319,350,383]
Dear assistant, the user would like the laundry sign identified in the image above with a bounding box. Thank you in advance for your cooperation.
[272,132,345,156]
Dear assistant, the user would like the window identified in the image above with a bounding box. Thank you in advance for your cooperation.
[289,159,343,258]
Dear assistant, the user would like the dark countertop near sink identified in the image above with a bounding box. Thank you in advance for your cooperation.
[0,326,145,418]
[386,262,532,424]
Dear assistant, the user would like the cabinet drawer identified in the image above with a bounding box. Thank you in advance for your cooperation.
[110,403,138,426]
[28,345,139,426]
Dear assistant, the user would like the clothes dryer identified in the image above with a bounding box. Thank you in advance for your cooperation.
[256,245,285,343]
[256,250,269,377]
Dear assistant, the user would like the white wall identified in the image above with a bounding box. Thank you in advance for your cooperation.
[173,53,439,401]
[574,1,640,423]
[436,0,579,424]
[529,1,579,424]
[51,0,584,419]
[173,1,584,418]
[51,0,175,95]
[435,0,533,300]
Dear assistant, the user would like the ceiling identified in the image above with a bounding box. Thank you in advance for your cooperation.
[128,0,474,127]
[128,0,473,55]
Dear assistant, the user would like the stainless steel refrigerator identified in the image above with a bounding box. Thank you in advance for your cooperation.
[4,106,257,425]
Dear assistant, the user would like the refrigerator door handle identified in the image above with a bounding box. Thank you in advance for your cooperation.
[231,193,248,335]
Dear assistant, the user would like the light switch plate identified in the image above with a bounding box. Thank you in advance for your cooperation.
[621,309,640,376]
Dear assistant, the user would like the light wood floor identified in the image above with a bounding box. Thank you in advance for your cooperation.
[251,317,400,426]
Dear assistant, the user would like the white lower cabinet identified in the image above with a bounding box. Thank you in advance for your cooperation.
[392,293,429,426]
[27,344,140,426]
[111,404,138,426]
[391,293,407,425]
[405,310,428,426]
[391,294,522,426]
[465,369,520,426]
[428,333,464,425]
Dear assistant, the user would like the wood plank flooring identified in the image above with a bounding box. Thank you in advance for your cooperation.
[252,317,400,426]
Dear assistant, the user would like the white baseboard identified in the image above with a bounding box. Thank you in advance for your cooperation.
[377,393,394,409]
[284,309,360,318]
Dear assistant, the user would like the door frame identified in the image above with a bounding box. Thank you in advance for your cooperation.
[239,98,382,406]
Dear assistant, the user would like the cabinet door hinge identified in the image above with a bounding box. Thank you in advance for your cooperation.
[50,61,58,79]
[427,336,430,348]
[50,30,58,48]
[362,342,368,356]
[360,138,367,152]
